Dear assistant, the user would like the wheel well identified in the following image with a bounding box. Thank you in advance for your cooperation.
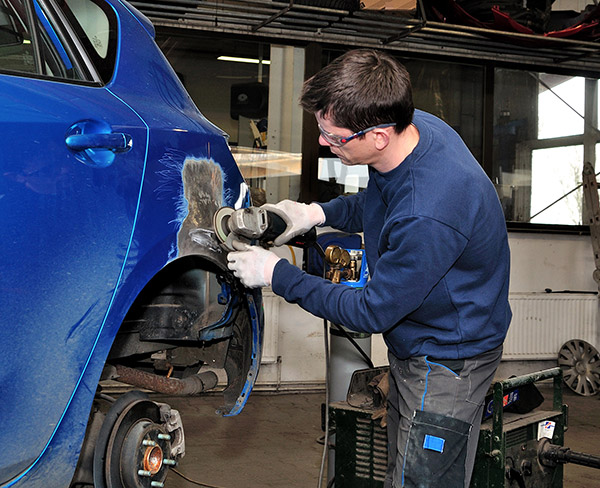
[72,258,259,486]
[106,254,240,374]
[98,253,259,416]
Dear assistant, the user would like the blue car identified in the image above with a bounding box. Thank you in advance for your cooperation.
[0,0,263,486]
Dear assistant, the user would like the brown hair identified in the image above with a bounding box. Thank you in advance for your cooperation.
[300,49,414,134]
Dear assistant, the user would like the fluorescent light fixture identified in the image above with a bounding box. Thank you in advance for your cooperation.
[217,55,270,65]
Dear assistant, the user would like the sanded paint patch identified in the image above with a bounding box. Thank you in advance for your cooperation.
[156,150,228,257]
[177,156,226,256]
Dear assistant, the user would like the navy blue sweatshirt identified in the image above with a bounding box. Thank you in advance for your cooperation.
[272,110,511,360]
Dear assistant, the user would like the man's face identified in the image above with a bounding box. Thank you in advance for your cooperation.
[315,112,375,167]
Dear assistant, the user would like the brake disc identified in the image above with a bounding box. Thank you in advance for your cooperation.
[93,391,182,488]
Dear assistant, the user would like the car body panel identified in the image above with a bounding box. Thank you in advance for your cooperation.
[0,74,149,482]
[0,0,263,485]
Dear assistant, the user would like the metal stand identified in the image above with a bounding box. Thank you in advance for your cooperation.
[582,161,600,289]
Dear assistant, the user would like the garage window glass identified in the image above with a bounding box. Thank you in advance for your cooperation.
[493,69,598,227]
[0,0,83,79]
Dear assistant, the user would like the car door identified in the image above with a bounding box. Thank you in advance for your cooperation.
[0,0,148,481]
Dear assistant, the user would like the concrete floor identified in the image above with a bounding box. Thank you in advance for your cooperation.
[156,384,600,488]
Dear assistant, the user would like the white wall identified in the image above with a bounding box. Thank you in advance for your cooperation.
[255,232,599,388]
[509,233,596,292]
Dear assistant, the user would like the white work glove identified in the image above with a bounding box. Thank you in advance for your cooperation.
[262,200,325,247]
[227,240,282,288]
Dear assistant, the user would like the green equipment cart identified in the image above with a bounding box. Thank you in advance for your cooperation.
[330,367,600,488]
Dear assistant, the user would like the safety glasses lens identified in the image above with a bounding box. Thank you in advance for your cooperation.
[318,125,344,147]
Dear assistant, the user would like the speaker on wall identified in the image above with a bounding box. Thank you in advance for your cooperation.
[230,82,269,120]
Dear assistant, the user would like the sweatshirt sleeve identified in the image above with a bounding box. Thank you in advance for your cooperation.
[318,191,366,233]
[271,216,468,334]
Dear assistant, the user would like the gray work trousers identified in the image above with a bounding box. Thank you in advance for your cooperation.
[384,345,503,488]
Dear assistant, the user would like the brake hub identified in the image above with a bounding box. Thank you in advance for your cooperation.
[120,419,174,487]
[93,391,184,488]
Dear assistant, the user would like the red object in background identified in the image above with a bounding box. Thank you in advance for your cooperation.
[427,0,600,44]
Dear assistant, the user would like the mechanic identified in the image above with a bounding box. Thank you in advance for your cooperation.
[226,48,511,488]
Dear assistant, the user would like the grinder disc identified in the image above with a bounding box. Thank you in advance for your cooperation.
[213,207,235,244]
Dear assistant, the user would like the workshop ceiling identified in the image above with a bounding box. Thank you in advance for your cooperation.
[132,0,600,75]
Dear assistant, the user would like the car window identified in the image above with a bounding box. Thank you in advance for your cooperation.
[0,0,84,79]
[60,0,116,84]
[0,0,33,74]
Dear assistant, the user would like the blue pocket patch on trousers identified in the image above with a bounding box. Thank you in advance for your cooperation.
[423,434,445,453]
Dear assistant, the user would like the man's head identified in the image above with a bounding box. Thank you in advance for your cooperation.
[300,49,414,135]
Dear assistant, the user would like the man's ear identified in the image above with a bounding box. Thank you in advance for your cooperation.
[373,128,391,150]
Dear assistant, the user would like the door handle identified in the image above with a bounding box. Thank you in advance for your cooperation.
[65,132,132,152]
[65,120,133,168]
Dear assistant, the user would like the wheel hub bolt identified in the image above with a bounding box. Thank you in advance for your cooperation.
[143,439,157,447]
[150,482,165,488]
[163,459,177,466]
[157,433,171,440]
[138,470,152,477]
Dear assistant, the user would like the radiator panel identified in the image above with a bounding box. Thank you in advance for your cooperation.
[504,293,599,360]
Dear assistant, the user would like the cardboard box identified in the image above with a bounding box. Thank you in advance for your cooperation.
[360,0,415,13]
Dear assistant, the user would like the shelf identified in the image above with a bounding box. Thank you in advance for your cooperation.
[132,0,600,73]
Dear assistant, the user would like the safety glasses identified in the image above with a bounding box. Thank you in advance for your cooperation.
[317,123,397,147]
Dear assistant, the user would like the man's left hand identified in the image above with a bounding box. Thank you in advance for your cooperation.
[227,240,281,288]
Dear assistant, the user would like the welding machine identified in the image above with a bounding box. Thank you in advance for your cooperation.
[329,367,600,488]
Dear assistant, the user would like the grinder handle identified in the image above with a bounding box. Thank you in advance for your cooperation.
[261,211,316,249]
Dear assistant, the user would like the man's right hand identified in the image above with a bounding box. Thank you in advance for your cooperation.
[262,200,325,246]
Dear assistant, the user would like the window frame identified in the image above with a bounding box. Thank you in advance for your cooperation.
[0,0,118,85]
[56,0,117,84]
[304,48,600,234]
[38,0,98,81]
[0,0,83,80]
[490,69,600,233]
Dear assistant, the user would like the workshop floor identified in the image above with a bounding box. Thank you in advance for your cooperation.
[157,385,600,488]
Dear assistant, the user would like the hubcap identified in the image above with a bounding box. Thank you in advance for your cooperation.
[558,339,600,396]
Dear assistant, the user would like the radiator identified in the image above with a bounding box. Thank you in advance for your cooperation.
[504,293,600,360]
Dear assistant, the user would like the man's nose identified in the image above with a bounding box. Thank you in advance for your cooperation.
[318,134,331,147]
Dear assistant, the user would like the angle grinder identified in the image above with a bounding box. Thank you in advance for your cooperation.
[213,206,316,250]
